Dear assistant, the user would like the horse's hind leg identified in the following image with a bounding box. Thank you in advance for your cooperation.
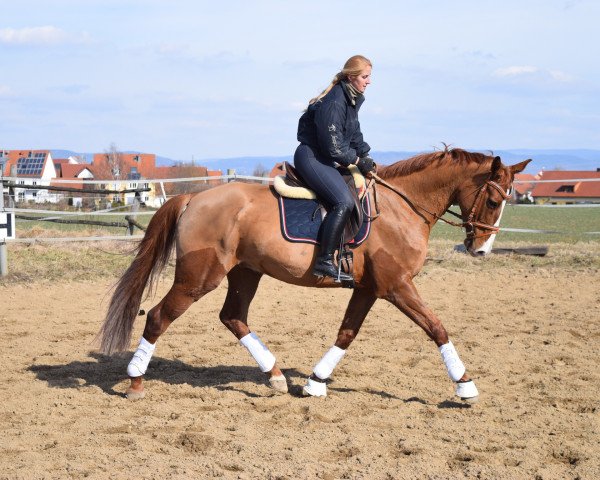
[219,265,287,393]
[303,289,376,397]
[127,251,227,399]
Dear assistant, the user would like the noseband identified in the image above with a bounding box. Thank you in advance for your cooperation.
[369,172,511,240]
[463,180,512,240]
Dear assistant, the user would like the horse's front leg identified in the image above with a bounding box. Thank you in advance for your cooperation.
[303,288,376,397]
[384,275,479,402]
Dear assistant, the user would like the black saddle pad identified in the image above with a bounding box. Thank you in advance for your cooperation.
[277,193,372,247]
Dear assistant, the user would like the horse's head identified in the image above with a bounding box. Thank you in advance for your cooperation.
[458,156,531,256]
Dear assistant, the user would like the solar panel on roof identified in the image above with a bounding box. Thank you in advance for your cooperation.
[16,156,45,175]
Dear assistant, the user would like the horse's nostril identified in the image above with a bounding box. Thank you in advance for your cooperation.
[474,250,486,257]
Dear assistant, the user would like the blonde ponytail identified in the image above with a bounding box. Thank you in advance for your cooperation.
[306,55,372,106]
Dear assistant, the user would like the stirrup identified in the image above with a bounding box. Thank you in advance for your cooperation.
[312,257,353,283]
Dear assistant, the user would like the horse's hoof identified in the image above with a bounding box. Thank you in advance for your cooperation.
[268,374,288,394]
[455,379,479,403]
[126,388,145,400]
[461,395,479,404]
[302,377,327,397]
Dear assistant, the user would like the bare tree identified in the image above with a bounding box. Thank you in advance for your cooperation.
[253,163,268,177]
[93,143,126,181]
[105,142,125,180]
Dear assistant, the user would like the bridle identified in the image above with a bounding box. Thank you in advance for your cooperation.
[369,171,512,240]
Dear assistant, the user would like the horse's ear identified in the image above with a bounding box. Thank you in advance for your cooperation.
[491,156,502,175]
[510,159,532,174]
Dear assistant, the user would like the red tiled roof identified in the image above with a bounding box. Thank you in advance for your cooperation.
[531,170,600,198]
[146,164,209,179]
[59,163,93,179]
[1,149,51,177]
[513,173,537,195]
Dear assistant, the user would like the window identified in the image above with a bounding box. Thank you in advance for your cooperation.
[556,185,575,193]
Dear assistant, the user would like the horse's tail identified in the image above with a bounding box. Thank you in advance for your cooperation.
[97,194,191,355]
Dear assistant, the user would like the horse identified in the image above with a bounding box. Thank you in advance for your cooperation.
[98,147,530,401]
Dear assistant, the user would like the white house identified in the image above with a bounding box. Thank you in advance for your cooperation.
[1,150,59,204]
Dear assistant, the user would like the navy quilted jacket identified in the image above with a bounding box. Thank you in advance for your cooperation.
[297,82,370,166]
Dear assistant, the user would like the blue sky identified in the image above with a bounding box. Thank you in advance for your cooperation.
[1,0,599,161]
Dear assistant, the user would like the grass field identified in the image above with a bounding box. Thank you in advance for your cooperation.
[4,203,599,284]
[14,210,154,237]
[431,204,600,244]
[14,203,599,244]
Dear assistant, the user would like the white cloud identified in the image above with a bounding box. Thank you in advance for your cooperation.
[493,65,539,77]
[0,85,12,96]
[0,26,78,45]
[493,65,574,83]
[548,69,574,82]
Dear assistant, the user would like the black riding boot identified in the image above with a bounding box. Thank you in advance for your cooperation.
[313,204,353,281]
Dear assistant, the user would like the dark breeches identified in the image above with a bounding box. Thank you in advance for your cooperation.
[294,144,354,211]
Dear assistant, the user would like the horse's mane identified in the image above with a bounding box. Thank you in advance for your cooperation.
[378,146,492,179]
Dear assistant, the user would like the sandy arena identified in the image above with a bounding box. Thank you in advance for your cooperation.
[1,258,599,479]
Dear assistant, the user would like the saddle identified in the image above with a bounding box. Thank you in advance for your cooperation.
[273,162,367,242]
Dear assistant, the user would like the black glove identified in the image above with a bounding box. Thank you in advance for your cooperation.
[356,156,375,175]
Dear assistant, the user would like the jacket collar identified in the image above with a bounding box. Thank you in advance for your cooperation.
[340,81,365,109]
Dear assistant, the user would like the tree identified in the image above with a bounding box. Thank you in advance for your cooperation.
[93,142,126,181]
[253,163,268,177]
[105,142,125,180]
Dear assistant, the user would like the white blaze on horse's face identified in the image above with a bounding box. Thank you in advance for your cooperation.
[472,187,511,256]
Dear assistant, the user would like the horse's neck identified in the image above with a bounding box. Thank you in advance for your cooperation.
[384,164,465,219]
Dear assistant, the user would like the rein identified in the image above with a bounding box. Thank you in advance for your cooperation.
[369,171,511,239]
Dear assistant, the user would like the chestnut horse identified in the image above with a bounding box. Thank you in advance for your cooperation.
[98,147,530,401]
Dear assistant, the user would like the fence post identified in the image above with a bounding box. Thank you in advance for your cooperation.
[160,182,167,203]
[0,160,7,276]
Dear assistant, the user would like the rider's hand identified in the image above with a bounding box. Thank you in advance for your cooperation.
[356,156,375,176]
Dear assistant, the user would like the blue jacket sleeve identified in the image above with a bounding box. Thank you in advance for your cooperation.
[314,100,357,166]
[350,119,371,158]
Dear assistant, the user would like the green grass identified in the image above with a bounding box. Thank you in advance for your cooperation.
[15,212,153,237]
[431,205,600,244]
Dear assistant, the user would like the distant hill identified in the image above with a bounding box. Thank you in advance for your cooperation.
[189,149,600,175]
[50,149,176,167]
[50,148,600,175]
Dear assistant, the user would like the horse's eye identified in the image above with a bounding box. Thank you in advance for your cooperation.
[486,198,499,209]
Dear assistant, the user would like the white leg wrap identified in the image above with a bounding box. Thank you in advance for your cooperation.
[313,345,346,380]
[455,380,479,400]
[302,377,328,397]
[240,332,276,373]
[439,341,466,382]
[127,337,156,377]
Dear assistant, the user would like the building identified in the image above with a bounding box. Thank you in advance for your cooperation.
[51,163,96,207]
[1,149,58,204]
[2,149,222,207]
[92,153,222,207]
[513,173,539,203]
[531,170,600,204]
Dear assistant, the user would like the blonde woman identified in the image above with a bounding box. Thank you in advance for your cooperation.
[294,54,375,281]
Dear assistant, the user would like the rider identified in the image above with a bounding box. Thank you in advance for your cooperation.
[294,54,375,281]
